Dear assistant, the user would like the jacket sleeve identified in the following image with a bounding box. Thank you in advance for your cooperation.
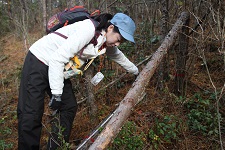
[106,47,139,75]
[49,21,95,95]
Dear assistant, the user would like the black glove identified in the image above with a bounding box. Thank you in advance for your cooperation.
[134,73,139,80]
[49,94,62,111]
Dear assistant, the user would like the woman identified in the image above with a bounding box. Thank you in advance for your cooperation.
[17,12,138,150]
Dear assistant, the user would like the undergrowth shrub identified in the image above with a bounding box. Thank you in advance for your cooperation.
[47,114,71,150]
[185,93,219,136]
[109,121,145,150]
[0,117,13,149]
[119,42,135,57]
[148,115,180,149]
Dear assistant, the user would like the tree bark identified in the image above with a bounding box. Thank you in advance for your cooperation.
[18,0,29,50]
[42,0,47,33]
[157,0,169,91]
[84,66,98,122]
[88,12,190,150]
[174,15,190,96]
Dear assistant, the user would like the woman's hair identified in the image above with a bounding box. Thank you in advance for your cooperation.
[105,22,120,33]
[91,13,121,34]
[91,13,113,31]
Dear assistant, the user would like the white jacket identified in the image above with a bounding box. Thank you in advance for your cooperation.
[30,19,138,95]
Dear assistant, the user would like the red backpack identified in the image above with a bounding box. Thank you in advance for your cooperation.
[46,6,100,34]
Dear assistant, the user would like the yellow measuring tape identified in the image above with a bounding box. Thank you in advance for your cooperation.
[70,48,104,72]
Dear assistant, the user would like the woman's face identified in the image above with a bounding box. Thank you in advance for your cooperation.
[105,25,123,47]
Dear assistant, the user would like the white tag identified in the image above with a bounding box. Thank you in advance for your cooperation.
[91,72,104,86]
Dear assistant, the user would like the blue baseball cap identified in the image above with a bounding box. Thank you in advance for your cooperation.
[110,13,136,43]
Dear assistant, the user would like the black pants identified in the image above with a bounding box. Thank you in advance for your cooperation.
[17,51,77,150]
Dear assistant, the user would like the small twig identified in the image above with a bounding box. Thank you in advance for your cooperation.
[0,55,8,62]
[101,0,118,12]
[77,55,152,104]
[188,8,210,36]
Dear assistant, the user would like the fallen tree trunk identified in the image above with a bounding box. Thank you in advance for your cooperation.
[88,12,190,150]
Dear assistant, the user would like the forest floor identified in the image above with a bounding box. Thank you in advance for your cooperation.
[0,31,224,150]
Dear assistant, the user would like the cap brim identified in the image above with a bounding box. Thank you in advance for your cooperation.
[118,28,135,43]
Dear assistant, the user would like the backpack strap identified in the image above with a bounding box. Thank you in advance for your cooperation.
[51,31,101,61]
[52,27,102,72]
[79,31,101,57]
[87,17,99,29]
[52,31,68,39]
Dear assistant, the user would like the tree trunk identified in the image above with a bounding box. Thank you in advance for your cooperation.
[174,15,190,97]
[42,0,47,33]
[84,66,97,122]
[18,0,29,50]
[157,0,169,91]
[88,12,190,150]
